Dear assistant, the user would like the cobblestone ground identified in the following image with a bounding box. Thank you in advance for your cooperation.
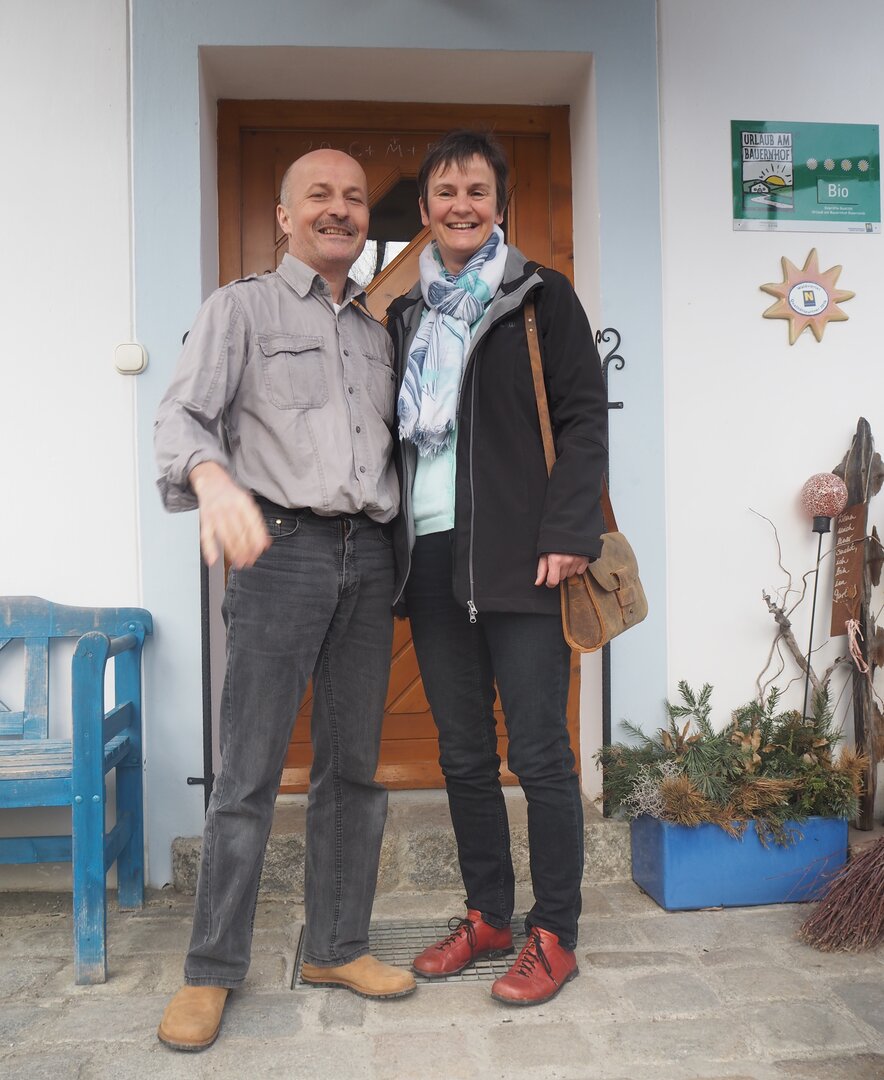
[1,884,882,1080]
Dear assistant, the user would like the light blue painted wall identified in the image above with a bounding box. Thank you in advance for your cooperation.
[132,0,664,885]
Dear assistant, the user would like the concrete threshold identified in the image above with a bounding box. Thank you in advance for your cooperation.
[171,788,632,897]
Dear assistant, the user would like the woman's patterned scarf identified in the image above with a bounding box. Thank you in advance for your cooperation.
[397,225,507,457]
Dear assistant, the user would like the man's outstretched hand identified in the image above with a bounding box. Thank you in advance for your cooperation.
[189,462,271,569]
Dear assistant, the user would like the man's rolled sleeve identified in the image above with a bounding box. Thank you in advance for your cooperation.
[154,289,247,513]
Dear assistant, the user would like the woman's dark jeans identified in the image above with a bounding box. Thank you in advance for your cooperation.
[405,531,584,949]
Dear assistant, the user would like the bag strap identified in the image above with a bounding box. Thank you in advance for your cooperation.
[524,298,617,534]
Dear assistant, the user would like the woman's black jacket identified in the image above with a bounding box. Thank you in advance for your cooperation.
[386,247,608,617]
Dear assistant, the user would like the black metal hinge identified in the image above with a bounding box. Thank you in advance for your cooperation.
[187,775,214,788]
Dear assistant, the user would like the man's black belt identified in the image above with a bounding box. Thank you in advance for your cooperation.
[253,495,371,523]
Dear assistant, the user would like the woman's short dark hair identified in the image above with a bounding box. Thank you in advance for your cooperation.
[418,130,509,217]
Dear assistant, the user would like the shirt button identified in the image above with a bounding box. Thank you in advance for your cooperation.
[359,466,366,474]
[355,426,361,433]
[348,386,354,394]
[343,349,350,357]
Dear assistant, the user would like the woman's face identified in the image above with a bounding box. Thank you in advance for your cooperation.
[420,155,504,275]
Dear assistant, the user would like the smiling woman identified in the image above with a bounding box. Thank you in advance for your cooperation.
[385,129,609,1006]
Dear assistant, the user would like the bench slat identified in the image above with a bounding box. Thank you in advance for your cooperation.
[0,735,132,780]
[0,711,26,735]
[0,834,73,865]
[102,735,132,773]
[24,639,49,738]
[0,776,72,808]
[103,702,134,743]
[103,813,132,871]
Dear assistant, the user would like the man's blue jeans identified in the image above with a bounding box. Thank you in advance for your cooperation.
[184,506,395,986]
[405,532,584,949]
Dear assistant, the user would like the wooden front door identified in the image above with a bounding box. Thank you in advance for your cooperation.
[217,100,580,792]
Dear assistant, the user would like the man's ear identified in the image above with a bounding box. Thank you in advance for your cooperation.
[276,203,291,236]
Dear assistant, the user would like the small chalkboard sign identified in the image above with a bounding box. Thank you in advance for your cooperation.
[830,503,867,636]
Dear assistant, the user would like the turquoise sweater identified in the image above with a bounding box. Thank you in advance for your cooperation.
[413,428,457,535]
[412,302,490,536]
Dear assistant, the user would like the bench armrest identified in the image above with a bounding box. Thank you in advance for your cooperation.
[71,624,147,781]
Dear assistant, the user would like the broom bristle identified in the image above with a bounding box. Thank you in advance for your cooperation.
[799,835,884,952]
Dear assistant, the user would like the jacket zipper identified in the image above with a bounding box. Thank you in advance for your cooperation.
[396,274,543,622]
[462,282,542,624]
[391,310,413,609]
[466,363,479,623]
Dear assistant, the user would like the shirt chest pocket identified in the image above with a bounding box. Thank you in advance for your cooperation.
[363,351,397,421]
[259,334,328,410]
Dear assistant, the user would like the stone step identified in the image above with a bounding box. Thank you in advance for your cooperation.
[171,788,632,897]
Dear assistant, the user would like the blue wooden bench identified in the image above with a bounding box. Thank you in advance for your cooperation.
[0,597,152,984]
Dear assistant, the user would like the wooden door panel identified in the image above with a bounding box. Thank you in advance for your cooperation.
[219,101,578,793]
[365,226,430,321]
[511,138,553,267]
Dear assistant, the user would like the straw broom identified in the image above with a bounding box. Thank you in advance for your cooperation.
[798,835,884,951]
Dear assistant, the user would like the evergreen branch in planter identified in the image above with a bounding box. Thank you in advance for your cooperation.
[597,683,868,846]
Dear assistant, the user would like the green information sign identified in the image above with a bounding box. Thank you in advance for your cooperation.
[732,120,880,233]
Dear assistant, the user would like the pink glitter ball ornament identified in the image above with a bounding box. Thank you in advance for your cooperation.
[800,472,849,521]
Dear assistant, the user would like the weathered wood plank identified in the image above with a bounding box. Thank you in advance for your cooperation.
[0,597,152,640]
[23,639,49,738]
[836,417,880,829]
[103,702,134,743]
[0,776,71,807]
[102,735,131,774]
[0,834,72,864]
[103,812,132,872]
[0,711,26,735]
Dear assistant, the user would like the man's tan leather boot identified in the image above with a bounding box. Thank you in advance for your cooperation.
[157,985,230,1051]
[301,954,416,999]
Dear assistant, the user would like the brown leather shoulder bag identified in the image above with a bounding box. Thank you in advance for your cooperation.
[524,300,648,652]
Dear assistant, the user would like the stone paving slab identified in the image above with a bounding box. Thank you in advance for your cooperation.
[1,884,883,1080]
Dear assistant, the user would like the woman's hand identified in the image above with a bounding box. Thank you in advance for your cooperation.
[535,554,589,589]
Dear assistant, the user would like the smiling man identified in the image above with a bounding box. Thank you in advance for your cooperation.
[153,149,413,1053]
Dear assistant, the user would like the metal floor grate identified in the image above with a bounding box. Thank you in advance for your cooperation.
[292,917,527,987]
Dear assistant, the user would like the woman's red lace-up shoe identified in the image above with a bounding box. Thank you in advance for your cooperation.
[490,926,579,1005]
[413,909,514,977]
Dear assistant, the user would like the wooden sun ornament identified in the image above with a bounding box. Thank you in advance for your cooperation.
[761,249,855,345]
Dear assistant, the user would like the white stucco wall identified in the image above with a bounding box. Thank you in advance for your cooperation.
[659,0,884,769]
[0,0,136,604]
[0,0,135,885]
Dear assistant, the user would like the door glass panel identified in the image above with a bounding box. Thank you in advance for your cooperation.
[350,179,424,288]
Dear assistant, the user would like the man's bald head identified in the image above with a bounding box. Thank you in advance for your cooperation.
[279,149,367,212]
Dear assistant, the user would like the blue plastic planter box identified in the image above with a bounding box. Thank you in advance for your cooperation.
[630,815,848,911]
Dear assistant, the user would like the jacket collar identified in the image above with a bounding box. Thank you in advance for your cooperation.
[386,244,539,323]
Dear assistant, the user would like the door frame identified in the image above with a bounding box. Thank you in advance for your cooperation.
[215,99,582,790]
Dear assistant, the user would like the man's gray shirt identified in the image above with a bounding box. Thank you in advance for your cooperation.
[154,253,399,523]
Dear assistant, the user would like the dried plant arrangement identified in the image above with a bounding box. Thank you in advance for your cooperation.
[597,682,867,846]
